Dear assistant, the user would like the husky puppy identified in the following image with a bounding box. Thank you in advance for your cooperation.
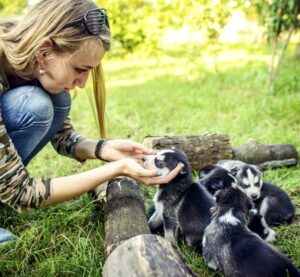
[146,149,215,252]
[198,164,275,241]
[217,160,263,201]
[217,160,295,233]
[254,181,295,227]
[198,164,238,195]
[202,188,300,277]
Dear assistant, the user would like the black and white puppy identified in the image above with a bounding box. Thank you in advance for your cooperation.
[217,159,295,235]
[198,164,238,196]
[146,149,215,253]
[198,164,273,241]
[202,188,300,277]
[254,181,295,227]
[217,160,263,201]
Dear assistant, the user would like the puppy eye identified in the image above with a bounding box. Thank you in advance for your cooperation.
[254,182,261,187]
[240,183,250,189]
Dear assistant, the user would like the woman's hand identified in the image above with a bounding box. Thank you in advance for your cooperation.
[119,158,184,186]
[100,139,155,162]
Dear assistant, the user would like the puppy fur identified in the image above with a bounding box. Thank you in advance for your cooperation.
[254,181,295,227]
[198,164,273,241]
[202,188,299,277]
[198,164,238,195]
[217,160,263,201]
[147,149,215,252]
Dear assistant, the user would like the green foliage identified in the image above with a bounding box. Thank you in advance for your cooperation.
[251,0,299,40]
[0,0,27,14]
[97,0,237,56]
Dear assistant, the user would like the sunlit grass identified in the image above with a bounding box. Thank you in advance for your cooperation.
[0,42,299,275]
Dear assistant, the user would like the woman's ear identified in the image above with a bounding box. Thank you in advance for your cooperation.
[35,37,53,65]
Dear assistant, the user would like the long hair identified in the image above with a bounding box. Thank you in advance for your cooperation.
[0,0,111,137]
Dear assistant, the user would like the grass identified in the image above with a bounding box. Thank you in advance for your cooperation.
[0,42,299,275]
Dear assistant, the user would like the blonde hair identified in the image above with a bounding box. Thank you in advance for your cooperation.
[0,0,111,138]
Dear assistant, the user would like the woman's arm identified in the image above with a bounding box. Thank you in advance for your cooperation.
[44,158,183,207]
[44,159,123,206]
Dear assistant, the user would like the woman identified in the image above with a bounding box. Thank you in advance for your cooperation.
[0,0,183,242]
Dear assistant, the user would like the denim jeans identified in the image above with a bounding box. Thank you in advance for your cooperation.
[0,85,71,165]
[0,85,71,243]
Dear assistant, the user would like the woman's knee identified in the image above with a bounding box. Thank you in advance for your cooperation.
[1,86,54,131]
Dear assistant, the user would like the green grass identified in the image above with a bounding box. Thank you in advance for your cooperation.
[0,42,299,275]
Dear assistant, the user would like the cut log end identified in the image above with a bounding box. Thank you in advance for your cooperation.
[103,234,197,277]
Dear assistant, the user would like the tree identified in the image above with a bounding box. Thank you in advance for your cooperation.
[253,0,299,91]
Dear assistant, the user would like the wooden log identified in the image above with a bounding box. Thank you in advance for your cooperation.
[143,132,233,171]
[103,178,196,276]
[143,134,298,170]
[104,177,151,256]
[103,234,196,277]
[233,139,298,169]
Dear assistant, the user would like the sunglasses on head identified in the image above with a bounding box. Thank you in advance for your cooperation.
[62,8,109,35]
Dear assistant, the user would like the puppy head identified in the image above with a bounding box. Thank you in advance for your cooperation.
[143,148,192,181]
[214,188,253,223]
[232,165,263,201]
[198,165,238,195]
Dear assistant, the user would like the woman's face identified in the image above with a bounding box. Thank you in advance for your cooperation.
[37,39,105,94]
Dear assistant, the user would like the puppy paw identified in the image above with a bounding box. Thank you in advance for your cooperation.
[265,228,276,242]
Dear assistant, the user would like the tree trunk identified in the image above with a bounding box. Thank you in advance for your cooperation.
[143,132,233,171]
[103,234,196,277]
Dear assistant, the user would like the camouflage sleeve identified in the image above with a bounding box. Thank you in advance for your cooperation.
[0,116,52,212]
[51,116,86,162]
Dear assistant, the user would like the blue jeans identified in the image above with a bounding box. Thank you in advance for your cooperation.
[0,85,71,165]
[0,85,71,243]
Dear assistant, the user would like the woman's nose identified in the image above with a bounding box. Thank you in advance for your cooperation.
[73,75,88,89]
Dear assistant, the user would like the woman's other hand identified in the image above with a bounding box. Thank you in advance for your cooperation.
[100,139,156,162]
[119,158,184,186]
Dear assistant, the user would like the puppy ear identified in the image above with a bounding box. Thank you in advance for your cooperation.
[215,189,225,203]
[228,174,238,188]
[180,165,187,175]
[211,179,224,190]
[249,208,258,218]
[230,167,239,176]
[198,165,215,179]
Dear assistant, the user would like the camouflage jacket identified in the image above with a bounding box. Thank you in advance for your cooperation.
[0,61,86,212]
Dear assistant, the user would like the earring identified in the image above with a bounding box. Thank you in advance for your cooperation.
[39,68,45,76]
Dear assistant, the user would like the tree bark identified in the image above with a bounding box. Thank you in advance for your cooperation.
[103,234,196,277]
[143,132,233,171]
[143,134,298,170]
[104,177,151,257]
[233,139,298,169]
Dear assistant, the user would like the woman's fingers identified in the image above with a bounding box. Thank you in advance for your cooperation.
[138,163,184,186]
[131,142,156,155]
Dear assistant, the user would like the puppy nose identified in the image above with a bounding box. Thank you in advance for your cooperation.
[251,194,258,200]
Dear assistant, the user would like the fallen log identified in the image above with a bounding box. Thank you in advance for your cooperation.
[143,132,233,171]
[104,177,150,256]
[143,133,298,170]
[103,234,196,277]
[233,139,298,169]
[103,177,196,276]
